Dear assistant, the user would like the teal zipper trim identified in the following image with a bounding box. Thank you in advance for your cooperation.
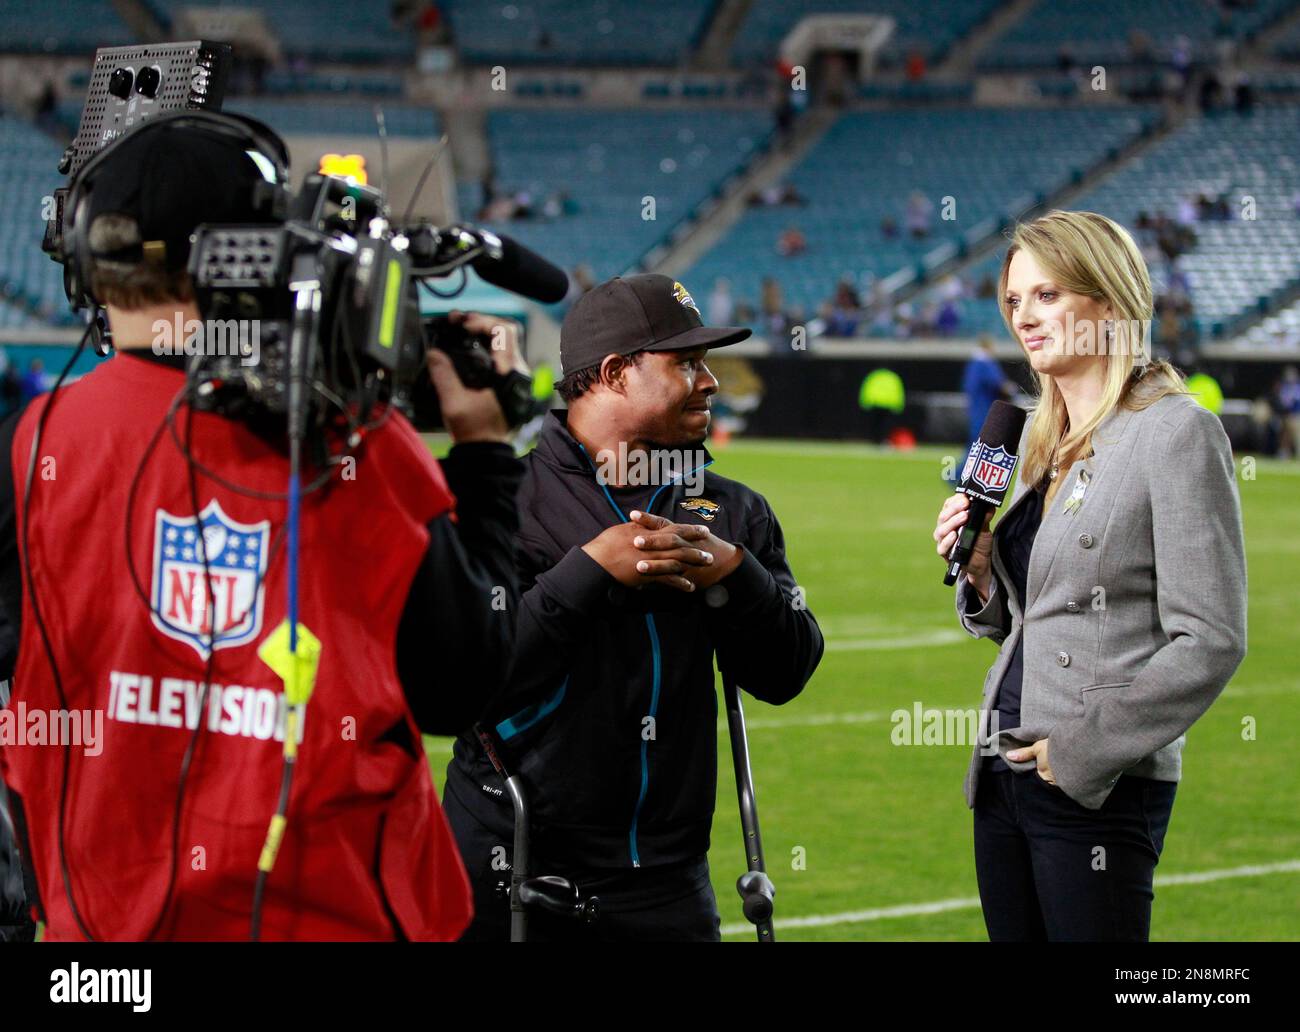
[496,676,569,741]
[576,440,713,867]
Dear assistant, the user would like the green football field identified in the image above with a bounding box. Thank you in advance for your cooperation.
[427,438,1300,941]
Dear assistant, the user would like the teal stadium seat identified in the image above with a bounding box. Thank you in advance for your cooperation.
[681,106,1157,326]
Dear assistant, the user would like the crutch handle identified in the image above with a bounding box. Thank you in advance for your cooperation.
[737,870,776,924]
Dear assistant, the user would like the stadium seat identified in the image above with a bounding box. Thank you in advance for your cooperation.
[471,108,773,287]
[438,0,717,67]
[910,105,1300,340]
[681,106,1157,327]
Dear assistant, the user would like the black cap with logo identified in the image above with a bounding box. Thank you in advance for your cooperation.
[559,273,751,377]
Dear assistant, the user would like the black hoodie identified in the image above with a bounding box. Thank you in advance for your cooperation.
[445,410,823,869]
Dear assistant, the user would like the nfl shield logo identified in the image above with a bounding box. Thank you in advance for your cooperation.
[151,500,270,659]
[960,448,978,485]
[970,443,1016,495]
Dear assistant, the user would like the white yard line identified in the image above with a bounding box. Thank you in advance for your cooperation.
[824,630,967,651]
[718,438,1300,476]
[724,711,887,731]
[720,859,1300,936]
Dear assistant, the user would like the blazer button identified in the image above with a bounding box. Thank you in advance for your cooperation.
[1056,650,1071,667]
[1065,601,1081,613]
[1078,533,1094,548]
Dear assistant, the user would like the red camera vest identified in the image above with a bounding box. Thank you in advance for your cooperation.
[1,354,472,940]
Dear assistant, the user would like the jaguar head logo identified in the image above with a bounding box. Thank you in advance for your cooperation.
[679,498,719,522]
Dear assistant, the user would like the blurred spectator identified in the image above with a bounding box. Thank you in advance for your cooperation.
[880,215,900,241]
[933,274,966,336]
[477,177,541,221]
[563,263,595,307]
[773,61,808,147]
[918,301,941,333]
[822,277,861,337]
[865,281,892,336]
[905,191,933,239]
[34,81,59,136]
[0,348,20,420]
[1171,34,1193,98]
[419,3,443,35]
[832,277,860,310]
[936,297,961,335]
[1233,72,1255,115]
[905,48,926,82]
[957,337,1016,482]
[1198,68,1224,112]
[868,302,894,337]
[541,190,577,219]
[20,359,50,403]
[937,274,965,302]
[1280,366,1300,458]
[510,190,534,219]
[708,278,735,326]
[891,301,915,338]
[819,52,852,107]
[1153,210,1197,260]
[1166,258,1192,298]
[1128,29,1154,66]
[777,224,807,257]
[761,277,785,334]
[748,182,807,207]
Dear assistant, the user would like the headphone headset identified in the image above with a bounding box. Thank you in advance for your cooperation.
[60,109,292,313]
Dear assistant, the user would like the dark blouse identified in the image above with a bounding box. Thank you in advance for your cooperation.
[980,480,1046,773]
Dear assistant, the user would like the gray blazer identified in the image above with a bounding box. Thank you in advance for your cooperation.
[954,391,1248,810]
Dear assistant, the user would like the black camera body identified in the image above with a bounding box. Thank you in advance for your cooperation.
[46,43,559,451]
[404,316,536,432]
[184,174,426,440]
[184,183,536,439]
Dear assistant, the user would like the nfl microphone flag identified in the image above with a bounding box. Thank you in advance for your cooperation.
[943,401,1027,585]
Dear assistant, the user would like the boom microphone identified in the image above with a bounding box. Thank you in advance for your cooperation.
[943,400,1027,586]
[470,230,570,303]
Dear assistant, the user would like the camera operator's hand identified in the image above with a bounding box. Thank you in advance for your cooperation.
[581,521,714,593]
[426,310,530,445]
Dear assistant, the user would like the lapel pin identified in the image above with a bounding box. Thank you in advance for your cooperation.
[1063,468,1091,516]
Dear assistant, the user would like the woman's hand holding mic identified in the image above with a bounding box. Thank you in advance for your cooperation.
[934,492,995,603]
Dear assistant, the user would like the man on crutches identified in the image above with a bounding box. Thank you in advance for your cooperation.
[441,274,823,941]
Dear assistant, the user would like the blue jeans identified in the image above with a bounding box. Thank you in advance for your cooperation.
[973,768,1177,941]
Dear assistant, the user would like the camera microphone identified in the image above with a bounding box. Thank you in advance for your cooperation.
[403,224,569,304]
[469,229,570,304]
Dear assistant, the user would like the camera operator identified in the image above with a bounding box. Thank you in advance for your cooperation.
[0,118,526,940]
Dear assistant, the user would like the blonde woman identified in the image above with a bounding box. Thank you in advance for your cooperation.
[932,210,1247,941]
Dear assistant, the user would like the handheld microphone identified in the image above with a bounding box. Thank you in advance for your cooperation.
[943,400,1027,586]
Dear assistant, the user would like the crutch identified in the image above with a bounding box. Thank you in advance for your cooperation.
[722,672,776,942]
[474,725,599,942]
